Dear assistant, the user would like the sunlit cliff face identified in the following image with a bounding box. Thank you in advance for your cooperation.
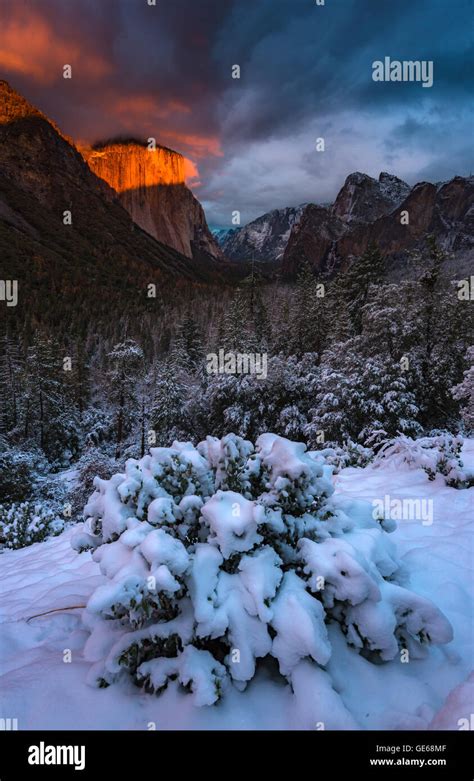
[83,143,186,192]
[81,141,220,259]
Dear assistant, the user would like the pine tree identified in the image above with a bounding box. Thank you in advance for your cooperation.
[341,242,385,336]
[0,330,23,436]
[150,348,188,445]
[290,261,328,357]
[69,341,90,418]
[220,289,251,351]
[306,344,421,447]
[21,334,80,461]
[241,268,269,350]
[106,339,144,459]
[404,236,467,427]
[176,315,204,373]
[452,346,474,431]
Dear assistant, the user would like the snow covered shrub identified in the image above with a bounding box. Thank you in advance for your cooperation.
[374,434,473,488]
[72,433,453,706]
[312,441,374,473]
[70,449,117,519]
[0,502,64,550]
[0,448,49,503]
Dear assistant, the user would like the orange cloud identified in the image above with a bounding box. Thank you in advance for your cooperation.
[113,95,191,122]
[161,131,223,159]
[0,9,111,84]
[184,157,201,187]
[108,94,222,165]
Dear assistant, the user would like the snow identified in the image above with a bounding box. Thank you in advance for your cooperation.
[137,645,227,706]
[0,440,472,730]
[201,490,262,559]
[271,571,331,674]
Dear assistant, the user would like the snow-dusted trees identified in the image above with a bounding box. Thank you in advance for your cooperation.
[305,344,421,448]
[72,433,452,706]
[289,262,328,357]
[0,237,469,470]
[106,340,144,459]
[452,346,474,431]
[197,354,317,441]
[150,348,188,445]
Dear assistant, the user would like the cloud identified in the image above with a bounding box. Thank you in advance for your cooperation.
[0,0,472,225]
[0,6,111,84]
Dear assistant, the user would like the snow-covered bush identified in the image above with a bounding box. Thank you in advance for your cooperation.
[0,448,49,503]
[70,448,117,520]
[72,433,453,706]
[312,441,374,473]
[0,502,64,550]
[374,433,473,488]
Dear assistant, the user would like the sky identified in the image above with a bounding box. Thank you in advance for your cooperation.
[0,0,472,226]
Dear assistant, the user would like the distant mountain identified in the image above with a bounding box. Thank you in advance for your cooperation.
[215,205,306,263]
[332,172,410,226]
[82,141,223,261]
[213,170,474,279]
[211,227,240,244]
[285,172,474,278]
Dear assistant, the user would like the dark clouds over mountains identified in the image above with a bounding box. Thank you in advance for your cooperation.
[1,0,472,225]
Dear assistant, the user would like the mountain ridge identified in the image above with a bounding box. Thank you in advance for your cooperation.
[215,170,473,278]
[0,80,229,337]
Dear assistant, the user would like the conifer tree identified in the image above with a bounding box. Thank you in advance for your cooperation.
[176,315,204,372]
[341,242,385,336]
[220,289,251,351]
[290,261,328,357]
[452,346,474,431]
[150,347,188,444]
[0,331,23,436]
[106,339,144,459]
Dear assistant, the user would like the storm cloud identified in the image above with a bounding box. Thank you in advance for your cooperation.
[0,0,472,225]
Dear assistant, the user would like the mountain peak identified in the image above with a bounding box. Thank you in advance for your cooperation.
[332,169,410,225]
[0,80,45,125]
[378,171,411,205]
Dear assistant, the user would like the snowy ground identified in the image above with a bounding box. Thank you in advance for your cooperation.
[0,443,472,731]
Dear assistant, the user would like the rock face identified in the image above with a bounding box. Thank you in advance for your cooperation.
[0,80,226,326]
[83,142,222,260]
[212,164,473,278]
[332,177,474,270]
[217,205,306,263]
[332,171,410,225]
[282,206,345,277]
